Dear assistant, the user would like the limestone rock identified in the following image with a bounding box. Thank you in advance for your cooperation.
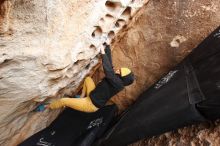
[0,0,148,145]
[1,0,220,145]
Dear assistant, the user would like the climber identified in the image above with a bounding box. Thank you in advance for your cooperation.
[40,43,134,112]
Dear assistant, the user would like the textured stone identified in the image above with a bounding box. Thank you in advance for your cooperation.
[0,0,148,145]
[0,0,12,35]
[102,0,220,145]
[109,0,220,111]
[1,0,220,145]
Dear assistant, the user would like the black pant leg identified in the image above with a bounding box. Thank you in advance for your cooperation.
[188,26,220,121]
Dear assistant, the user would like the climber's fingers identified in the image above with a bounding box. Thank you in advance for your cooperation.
[105,37,111,45]
[99,45,105,54]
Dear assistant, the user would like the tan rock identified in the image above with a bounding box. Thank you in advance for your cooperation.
[1,0,220,145]
[0,0,148,145]
[102,0,220,145]
[0,0,12,35]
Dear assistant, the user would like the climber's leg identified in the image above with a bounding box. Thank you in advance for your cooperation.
[80,77,96,98]
[48,97,98,113]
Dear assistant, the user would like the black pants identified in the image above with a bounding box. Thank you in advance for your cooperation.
[95,26,220,146]
[19,105,117,146]
[190,27,220,120]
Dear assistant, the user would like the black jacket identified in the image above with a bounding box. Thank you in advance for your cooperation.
[90,46,124,108]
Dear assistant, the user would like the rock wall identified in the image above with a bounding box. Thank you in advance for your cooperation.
[0,0,148,145]
[0,0,220,145]
[103,0,220,145]
[109,0,220,111]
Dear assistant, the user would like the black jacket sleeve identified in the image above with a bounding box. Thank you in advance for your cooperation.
[102,54,124,90]
[104,45,113,67]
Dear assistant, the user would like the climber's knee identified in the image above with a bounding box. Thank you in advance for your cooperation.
[85,76,92,81]
[85,77,94,86]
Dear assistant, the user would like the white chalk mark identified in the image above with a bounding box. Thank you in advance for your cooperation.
[170,35,187,48]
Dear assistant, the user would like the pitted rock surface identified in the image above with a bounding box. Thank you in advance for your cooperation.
[0,0,148,145]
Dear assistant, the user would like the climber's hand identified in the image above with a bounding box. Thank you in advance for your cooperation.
[103,38,111,46]
[100,45,105,54]
[105,37,111,45]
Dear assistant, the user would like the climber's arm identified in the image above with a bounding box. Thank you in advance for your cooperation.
[104,45,113,67]
[100,46,124,89]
